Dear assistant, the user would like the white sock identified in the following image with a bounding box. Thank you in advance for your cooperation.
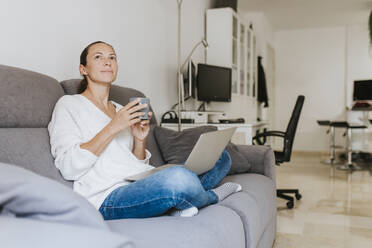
[212,182,242,201]
[169,206,198,217]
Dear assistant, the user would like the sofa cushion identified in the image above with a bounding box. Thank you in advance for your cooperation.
[0,216,134,248]
[0,64,64,128]
[107,204,245,248]
[236,144,276,182]
[147,125,166,166]
[0,163,107,230]
[0,128,70,187]
[60,79,157,125]
[154,125,251,175]
[219,173,277,248]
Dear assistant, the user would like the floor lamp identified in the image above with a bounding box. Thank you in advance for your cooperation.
[177,0,208,131]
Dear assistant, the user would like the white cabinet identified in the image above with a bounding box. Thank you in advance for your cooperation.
[206,7,257,98]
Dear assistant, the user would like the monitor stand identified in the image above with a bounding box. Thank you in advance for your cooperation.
[197,102,207,111]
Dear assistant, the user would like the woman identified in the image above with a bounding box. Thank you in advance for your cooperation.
[48,41,241,219]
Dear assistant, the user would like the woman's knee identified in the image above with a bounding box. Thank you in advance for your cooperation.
[162,166,201,196]
[217,150,232,171]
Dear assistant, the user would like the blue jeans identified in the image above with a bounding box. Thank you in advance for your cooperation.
[99,150,231,220]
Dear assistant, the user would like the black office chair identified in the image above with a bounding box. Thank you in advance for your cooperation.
[253,95,305,209]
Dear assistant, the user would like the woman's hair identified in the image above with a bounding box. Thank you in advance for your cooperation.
[78,41,114,93]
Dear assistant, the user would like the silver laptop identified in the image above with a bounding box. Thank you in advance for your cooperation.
[125,127,237,182]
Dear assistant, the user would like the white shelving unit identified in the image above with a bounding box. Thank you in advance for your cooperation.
[206,7,257,98]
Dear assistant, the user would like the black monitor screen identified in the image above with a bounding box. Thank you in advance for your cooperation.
[197,63,232,102]
[353,80,372,100]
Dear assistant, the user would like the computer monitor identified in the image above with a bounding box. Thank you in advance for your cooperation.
[353,80,372,101]
[197,63,232,102]
[183,61,196,99]
[213,0,238,12]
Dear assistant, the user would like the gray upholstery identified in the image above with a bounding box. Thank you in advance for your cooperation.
[0,65,277,248]
[153,125,251,174]
[147,124,166,166]
[107,205,246,248]
[220,174,277,248]
[0,128,71,187]
[1,216,135,248]
[256,219,277,248]
[236,144,276,183]
[0,65,64,128]
[0,163,107,229]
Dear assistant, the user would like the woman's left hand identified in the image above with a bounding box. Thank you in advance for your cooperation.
[131,112,153,141]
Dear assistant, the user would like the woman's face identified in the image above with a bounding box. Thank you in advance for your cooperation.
[80,43,118,85]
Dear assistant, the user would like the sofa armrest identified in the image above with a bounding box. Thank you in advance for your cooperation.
[235,145,276,183]
[0,216,135,248]
[0,162,107,229]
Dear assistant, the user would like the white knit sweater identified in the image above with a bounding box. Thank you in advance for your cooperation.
[48,94,153,209]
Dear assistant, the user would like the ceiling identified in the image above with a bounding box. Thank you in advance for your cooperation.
[238,0,372,30]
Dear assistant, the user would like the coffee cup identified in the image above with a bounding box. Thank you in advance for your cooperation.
[129,97,150,120]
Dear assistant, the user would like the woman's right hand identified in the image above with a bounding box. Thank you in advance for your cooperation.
[109,99,147,134]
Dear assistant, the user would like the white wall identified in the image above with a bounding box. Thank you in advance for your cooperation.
[275,24,372,152]
[0,0,212,121]
[345,25,372,151]
[243,12,274,64]
[346,24,372,108]
[275,27,348,151]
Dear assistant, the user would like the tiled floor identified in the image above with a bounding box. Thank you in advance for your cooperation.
[273,153,372,248]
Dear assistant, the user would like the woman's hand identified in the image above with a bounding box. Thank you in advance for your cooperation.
[109,99,148,134]
[131,112,153,142]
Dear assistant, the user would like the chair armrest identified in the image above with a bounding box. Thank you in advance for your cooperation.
[235,144,276,183]
[253,130,285,139]
[263,130,285,137]
[252,130,286,145]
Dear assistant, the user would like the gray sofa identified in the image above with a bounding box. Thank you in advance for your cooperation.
[0,64,277,248]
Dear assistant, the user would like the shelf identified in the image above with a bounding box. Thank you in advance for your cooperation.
[207,8,257,99]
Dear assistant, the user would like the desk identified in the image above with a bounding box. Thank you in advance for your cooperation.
[160,122,268,145]
[348,109,372,152]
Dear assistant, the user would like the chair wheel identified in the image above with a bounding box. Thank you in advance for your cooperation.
[286,201,294,209]
[295,193,302,200]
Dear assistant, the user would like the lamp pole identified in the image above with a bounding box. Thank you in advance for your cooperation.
[180,40,208,72]
[177,0,183,131]
[176,0,208,131]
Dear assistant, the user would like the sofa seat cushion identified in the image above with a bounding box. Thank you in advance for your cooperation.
[107,205,245,248]
[219,173,276,248]
[0,128,71,187]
